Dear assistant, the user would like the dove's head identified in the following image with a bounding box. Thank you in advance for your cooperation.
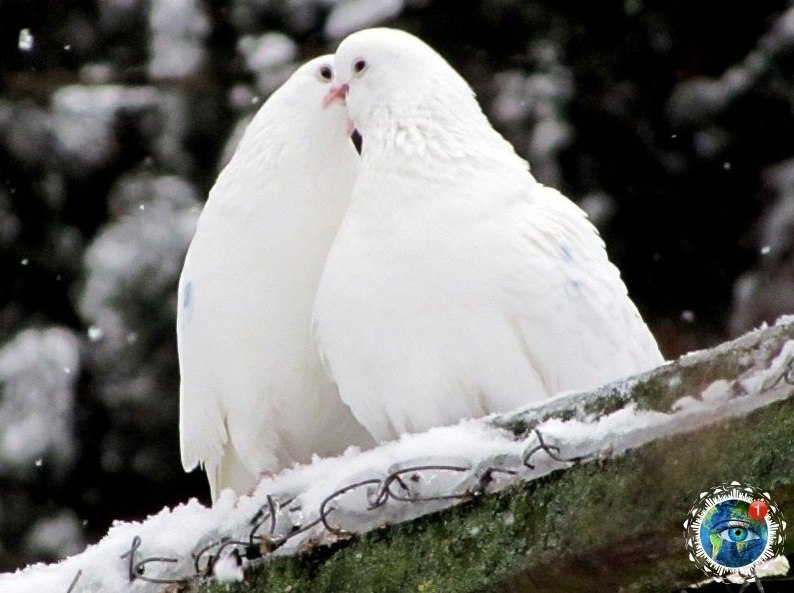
[325,28,483,141]
[267,55,353,139]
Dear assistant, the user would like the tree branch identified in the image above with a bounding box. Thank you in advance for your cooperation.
[203,319,794,593]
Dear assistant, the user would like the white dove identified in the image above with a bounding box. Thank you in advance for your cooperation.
[177,55,374,501]
[314,28,664,443]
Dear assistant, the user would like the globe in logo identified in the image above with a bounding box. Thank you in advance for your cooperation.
[685,482,786,581]
[699,499,768,568]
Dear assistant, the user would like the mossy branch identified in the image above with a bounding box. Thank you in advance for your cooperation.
[202,320,794,593]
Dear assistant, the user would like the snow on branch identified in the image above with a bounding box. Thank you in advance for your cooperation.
[2,318,794,593]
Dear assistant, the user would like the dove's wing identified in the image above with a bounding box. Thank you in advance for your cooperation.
[177,160,291,498]
[315,174,662,441]
[494,183,662,397]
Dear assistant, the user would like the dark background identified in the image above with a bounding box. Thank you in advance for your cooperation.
[0,0,792,571]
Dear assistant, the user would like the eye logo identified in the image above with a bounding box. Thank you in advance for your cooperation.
[684,482,786,581]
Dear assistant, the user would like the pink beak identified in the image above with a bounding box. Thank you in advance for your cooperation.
[323,83,349,108]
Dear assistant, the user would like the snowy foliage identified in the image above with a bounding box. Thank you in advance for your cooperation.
[0,327,79,479]
[76,173,199,496]
[78,174,200,397]
[51,86,161,177]
[70,175,200,524]
[239,32,297,72]
[238,32,299,94]
[17,29,34,52]
[324,0,405,39]
[148,0,210,79]
[23,511,85,564]
[667,3,794,132]
[0,101,53,171]
[730,158,794,336]
[491,40,573,187]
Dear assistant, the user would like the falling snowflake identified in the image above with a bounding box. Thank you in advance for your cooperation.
[18,29,34,52]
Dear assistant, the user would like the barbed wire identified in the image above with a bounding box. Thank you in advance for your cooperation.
[65,569,81,593]
[62,355,794,592]
[97,428,573,591]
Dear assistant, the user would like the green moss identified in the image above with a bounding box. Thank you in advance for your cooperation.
[581,386,629,417]
[202,396,794,593]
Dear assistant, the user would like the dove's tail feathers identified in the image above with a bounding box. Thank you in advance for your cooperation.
[178,381,228,479]
[206,436,259,502]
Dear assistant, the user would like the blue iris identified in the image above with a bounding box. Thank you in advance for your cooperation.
[717,522,760,543]
[699,500,768,569]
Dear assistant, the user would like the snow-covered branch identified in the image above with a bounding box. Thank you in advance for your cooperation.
[3,319,793,593]
[201,317,794,593]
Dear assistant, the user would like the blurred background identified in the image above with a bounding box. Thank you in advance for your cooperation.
[0,0,792,572]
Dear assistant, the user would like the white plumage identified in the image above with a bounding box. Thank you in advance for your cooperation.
[314,28,664,443]
[177,56,374,501]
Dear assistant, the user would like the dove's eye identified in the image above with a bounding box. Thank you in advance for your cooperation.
[353,59,367,75]
[318,65,333,81]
